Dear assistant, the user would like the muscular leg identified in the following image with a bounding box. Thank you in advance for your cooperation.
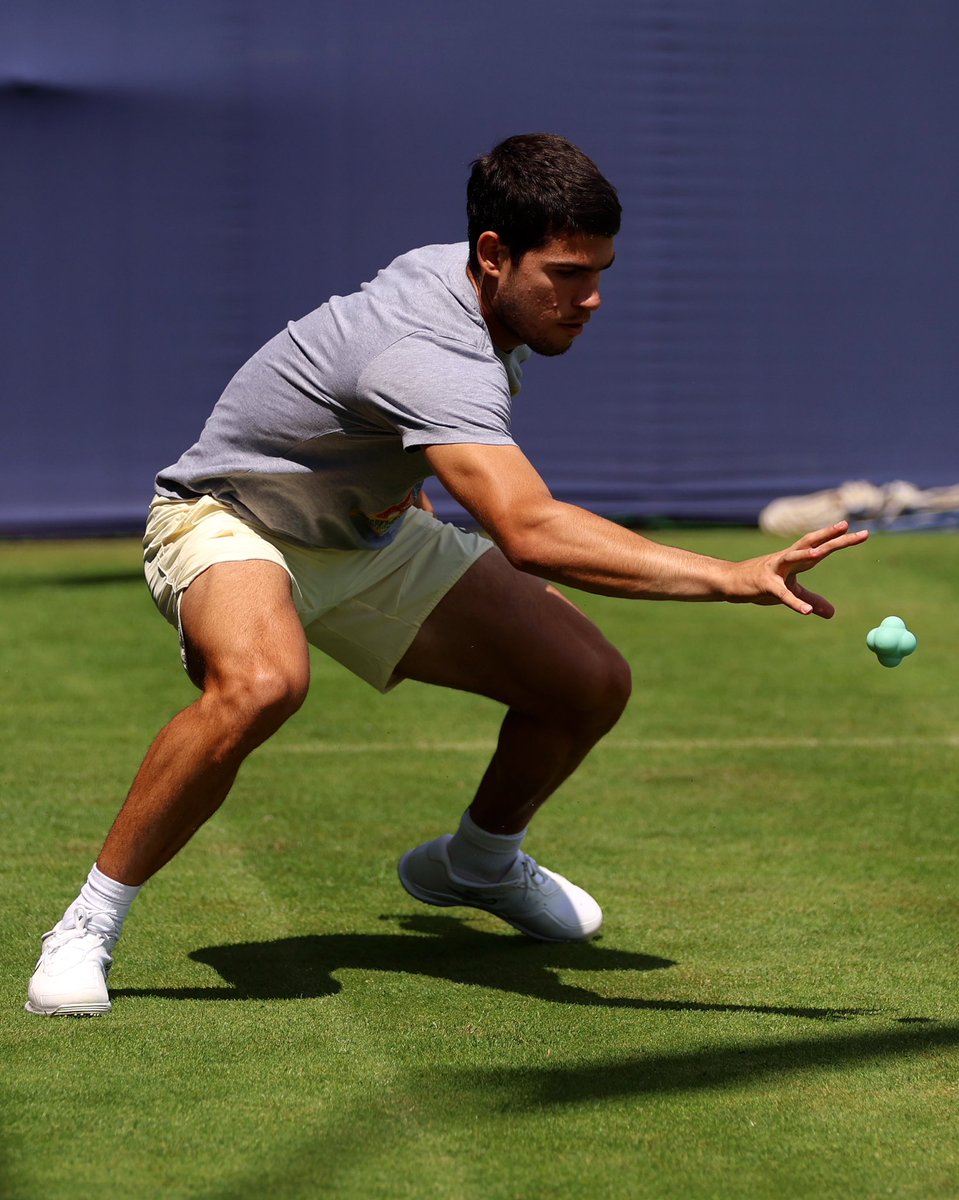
[97,560,310,886]
[397,549,632,833]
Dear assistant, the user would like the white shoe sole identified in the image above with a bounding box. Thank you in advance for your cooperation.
[398,847,601,943]
[24,1000,111,1017]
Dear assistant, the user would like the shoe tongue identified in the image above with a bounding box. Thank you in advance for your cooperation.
[84,910,119,939]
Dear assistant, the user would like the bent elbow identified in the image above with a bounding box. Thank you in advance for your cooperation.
[496,527,550,576]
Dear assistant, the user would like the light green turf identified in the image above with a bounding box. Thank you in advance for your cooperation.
[1,531,956,1199]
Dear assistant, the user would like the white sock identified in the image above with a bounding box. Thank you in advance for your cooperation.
[446,811,528,883]
[67,863,142,946]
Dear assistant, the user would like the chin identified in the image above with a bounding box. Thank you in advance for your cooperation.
[526,335,575,357]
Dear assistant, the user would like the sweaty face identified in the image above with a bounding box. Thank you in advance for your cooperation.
[486,232,616,357]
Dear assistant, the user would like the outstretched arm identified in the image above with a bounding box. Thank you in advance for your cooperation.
[424,443,868,617]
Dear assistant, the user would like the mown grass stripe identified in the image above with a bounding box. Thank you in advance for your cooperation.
[271,734,959,754]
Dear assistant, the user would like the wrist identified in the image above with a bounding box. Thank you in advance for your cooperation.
[710,558,743,602]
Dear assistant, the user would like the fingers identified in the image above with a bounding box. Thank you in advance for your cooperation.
[791,521,870,555]
[784,526,869,573]
[741,521,867,617]
[788,580,835,619]
[790,520,849,550]
[775,582,824,618]
[818,526,870,555]
[776,587,815,616]
[773,524,864,615]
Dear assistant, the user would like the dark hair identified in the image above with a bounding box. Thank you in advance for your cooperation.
[467,133,621,273]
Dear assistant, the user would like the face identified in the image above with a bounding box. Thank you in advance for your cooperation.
[478,231,616,356]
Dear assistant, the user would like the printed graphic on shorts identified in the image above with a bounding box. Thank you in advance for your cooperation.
[361,488,418,538]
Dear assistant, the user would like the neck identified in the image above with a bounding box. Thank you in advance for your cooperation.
[466,263,521,353]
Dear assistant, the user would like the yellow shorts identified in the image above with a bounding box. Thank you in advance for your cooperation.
[143,495,493,692]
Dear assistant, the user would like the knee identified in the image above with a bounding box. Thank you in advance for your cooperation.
[584,645,632,731]
[209,662,309,737]
[248,665,310,724]
[550,642,631,735]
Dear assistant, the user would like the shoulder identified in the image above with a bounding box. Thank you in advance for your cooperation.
[360,329,507,395]
[356,243,502,381]
[369,243,481,329]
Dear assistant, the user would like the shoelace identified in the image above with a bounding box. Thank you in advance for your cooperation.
[518,855,550,889]
[40,905,116,957]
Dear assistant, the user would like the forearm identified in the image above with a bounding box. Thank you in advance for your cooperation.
[425,442,865,615]
[496,500,734,601]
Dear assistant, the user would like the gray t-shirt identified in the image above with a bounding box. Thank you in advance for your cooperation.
[156,242,530,549]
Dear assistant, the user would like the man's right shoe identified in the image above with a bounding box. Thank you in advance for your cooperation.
[25,905,114,1016]
[398,834,603,943]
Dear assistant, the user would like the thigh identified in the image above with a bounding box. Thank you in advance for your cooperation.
[396,548,629,713]
[179,559,310,693]
[144,495,294,625]
[285,508,492,693]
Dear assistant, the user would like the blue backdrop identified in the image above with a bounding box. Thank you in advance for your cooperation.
[2,0,957,535]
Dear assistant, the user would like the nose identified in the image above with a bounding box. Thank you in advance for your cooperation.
[578,276,603,311]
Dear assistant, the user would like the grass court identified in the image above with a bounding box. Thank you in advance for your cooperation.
[1,528,956,1198]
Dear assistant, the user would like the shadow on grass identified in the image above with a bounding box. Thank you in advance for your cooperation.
[461,1020,959,1107]
[174,1020,959,1200]
[113,913,873,1020]
[1,569,146,591]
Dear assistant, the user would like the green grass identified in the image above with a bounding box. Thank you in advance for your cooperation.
[1,530,956,1199]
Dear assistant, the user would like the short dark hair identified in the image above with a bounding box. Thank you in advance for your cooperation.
[467,133,621,273]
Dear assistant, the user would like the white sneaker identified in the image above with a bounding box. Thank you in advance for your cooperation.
[25,906,114,1016]
[398,834,603,943]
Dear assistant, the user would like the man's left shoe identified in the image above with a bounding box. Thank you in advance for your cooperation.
[398,834,603,942]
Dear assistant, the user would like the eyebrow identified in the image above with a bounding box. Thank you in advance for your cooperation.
[549,253,616,272]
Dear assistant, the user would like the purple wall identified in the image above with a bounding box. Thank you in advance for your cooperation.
[2,1,957,535]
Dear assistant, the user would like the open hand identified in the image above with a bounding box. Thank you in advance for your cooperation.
[731,520,869,618]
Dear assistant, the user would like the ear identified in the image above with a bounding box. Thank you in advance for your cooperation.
[475,230,511,278]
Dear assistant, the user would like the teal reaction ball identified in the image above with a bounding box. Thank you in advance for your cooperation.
[866,616,918,668]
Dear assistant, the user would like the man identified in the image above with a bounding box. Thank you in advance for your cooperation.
[26,133,868,1016]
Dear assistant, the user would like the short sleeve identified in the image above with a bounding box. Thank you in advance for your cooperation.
[356,332,516,451]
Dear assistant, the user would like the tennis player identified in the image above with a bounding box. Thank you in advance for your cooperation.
[26,133,868,1015]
